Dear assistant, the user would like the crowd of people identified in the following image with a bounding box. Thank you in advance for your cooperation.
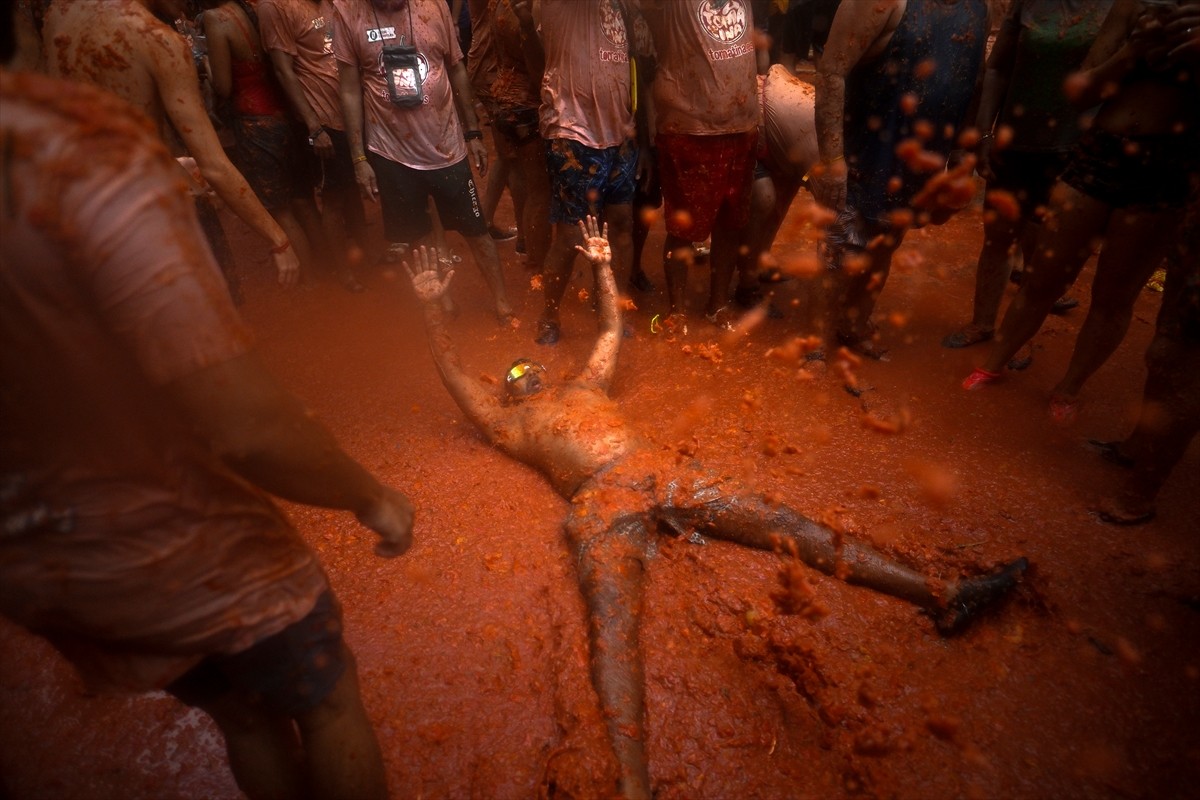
[2,0,1197,798]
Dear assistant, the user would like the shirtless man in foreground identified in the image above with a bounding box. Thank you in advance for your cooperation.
[408,217,1028,800]
[44,0,302,288]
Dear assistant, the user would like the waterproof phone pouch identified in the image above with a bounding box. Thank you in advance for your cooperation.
[383,44,422,107]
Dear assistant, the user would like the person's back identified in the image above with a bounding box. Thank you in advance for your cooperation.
[0,68,322,689]
[44,0,174,141]
[44,0,303,287]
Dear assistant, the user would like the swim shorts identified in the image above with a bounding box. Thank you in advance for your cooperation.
[655,130,757,241]
[545,138,638,224]
[1061,128,1197,210]
[166,591,346,716]
[369,154,485,243]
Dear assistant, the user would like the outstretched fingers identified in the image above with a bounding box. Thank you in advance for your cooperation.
[576,214,607,242]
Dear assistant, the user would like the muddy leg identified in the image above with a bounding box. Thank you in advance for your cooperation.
[981,184,1108,373]
[566,517,652,800]
[1052,207,1182,399]
[691,492,945,607]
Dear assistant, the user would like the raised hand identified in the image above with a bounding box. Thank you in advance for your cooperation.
[405,245,455,304]
[573,214,611,266]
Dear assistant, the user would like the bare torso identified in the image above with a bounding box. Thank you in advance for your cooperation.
[44,0,183,146]
[491,383,645,499]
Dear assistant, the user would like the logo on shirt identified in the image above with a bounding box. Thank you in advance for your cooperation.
[600,1,627,49]
[697,0,748,45]
[366,26,397,42]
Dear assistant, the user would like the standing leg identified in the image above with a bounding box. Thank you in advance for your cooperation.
[1098,211,1200,523]
[830,222,904,355]
[944,207,1020,347]
[186,691,306,800]
[516,134,552,275]
[1051,207,1184,401]
[538,220,583,344]
[706,211,746,320]
[662,232,694,320]
[293,645,388,800]
[605,202,635,294]
[463,232,515,321]
[977,184,1111,375]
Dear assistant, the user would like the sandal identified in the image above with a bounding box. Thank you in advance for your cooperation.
[962,367,1001,390]
[1048,394,1080,426]
[942,325,994,349]
[1095,497,1156,526]
[1050,295,1079,315]
[1087,439,1134,468]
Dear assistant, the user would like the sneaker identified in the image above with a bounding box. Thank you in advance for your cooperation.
[1049,295,1079,315]
[962,367,1002,390]
[535,319,560,345]
[936,558,1029,635]
[488,224,518,241]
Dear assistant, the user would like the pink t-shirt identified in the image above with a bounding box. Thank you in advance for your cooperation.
[475,0,540,110]
[0,70,327,693]
[538,0,655,148]
[641,0,759,135]
[258,0,345,130]
[332,0,466,170]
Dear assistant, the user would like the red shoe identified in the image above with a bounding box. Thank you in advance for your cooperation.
[962,367,1002,390]
[1048,394,1080,426]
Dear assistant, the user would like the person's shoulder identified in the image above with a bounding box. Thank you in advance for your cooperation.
[2,69,159,138]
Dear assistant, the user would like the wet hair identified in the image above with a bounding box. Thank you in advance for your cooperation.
[505,358,546,387]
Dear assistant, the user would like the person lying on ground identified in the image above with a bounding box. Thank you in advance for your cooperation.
[407,215,1029,800]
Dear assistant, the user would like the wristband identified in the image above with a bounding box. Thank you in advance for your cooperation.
[463,129,483,142]
[353,154,368,163]
[270,239,292,255]
[307,128,327,146]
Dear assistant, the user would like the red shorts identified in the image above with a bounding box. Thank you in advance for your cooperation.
[655,130,758,241]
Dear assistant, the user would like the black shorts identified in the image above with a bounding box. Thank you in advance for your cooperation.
[304,126,358,193]
[487,103,541,148]
[229,115,309,210]
[986,149,1068,219]
[1061,128,1197,210]
[166,591,346,716]
[369,154,485,243]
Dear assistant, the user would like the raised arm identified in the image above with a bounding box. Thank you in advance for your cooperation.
[575,216,621,393]
[151,23,300,286]
[406,247,510,435]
